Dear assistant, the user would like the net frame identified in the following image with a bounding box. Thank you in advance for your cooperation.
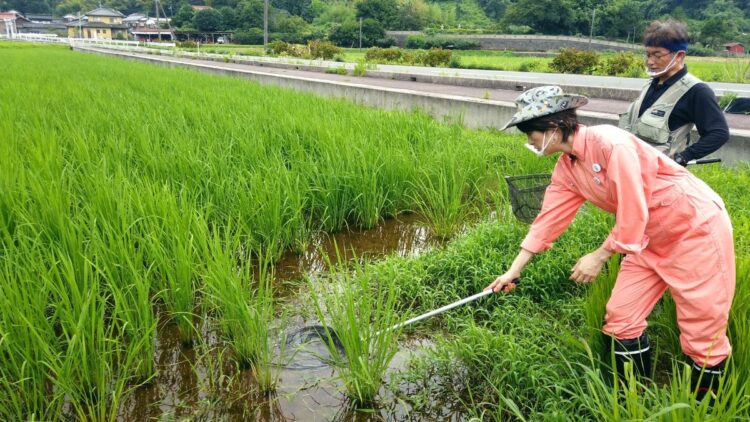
[505,173,551,224]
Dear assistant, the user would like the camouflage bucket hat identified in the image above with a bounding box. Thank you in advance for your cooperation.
[501,86,589,130]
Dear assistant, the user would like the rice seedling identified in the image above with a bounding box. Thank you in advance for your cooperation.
[309,249,402,404]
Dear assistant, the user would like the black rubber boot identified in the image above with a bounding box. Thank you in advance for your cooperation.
[691,359,726,401]
[605,333,652,382]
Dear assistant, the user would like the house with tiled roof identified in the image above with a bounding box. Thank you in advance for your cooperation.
[66,7,128,39]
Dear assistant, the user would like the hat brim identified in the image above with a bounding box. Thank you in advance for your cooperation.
[501,95,588,131]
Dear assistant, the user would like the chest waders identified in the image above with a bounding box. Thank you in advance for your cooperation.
[619,73,700,157]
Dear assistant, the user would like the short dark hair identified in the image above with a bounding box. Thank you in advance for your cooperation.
[643,20,689,49]
[515,109,579,142]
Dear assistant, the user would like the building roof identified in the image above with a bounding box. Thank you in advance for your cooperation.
[0,11,31,22]
[123,13,146,22]
[723,42,744,47]
[85,7,125,17]
[191,5,212,10]
[132,27,174,34]
[66,20,128,29]
[26,13,53,20]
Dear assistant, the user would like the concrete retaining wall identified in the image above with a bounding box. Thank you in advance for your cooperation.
[387,32,641,53]
[75,46,749,166]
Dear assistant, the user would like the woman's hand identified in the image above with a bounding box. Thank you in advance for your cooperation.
[485,271,520,293]
[570,247,612,283]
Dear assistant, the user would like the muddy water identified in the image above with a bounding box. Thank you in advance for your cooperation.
[118,214,455,421]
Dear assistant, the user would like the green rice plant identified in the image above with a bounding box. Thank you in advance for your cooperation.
[728,257,750,391]
[309,250,402,404]
[0,241,61,420]
[143,189,200,346]
[200,228,283,393]
[582,254,620,362]
[44,246,141,421]
[410,155,478,239]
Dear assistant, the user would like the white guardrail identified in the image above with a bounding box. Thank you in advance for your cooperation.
[1,33,174,48]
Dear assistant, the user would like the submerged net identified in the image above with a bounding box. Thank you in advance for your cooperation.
[280,325,346,370]
[505,173,551,224]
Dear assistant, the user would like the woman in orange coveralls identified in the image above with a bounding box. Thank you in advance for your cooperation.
[485,86,735,398]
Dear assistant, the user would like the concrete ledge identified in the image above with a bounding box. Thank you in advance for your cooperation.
[74,46,750,166]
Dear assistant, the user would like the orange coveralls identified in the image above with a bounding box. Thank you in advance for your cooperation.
[520,125,735,367]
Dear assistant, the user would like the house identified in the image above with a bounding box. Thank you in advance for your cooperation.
[0,11,29,37]
[66,7,128,40]
[723,42,745,55]
[123,12,147,28]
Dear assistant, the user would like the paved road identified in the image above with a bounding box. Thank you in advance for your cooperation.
[89,46,750,131]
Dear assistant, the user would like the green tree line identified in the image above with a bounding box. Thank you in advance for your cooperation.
[2,0,748,48]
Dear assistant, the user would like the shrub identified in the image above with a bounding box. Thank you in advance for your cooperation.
[421,48,452,67]
[687,44,715,57]
[365,47,403,62]
[518,60,543,72]
[268,40,308,58]
[406,35,480,50]
[374,37,396,48]
[308,40,341,60]
[233,28,263,45]
[602,52,641,76]
[550,48,599,74]
[177,41,197,48]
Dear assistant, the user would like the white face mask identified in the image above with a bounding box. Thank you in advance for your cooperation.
[646,51,682,78]
[525,128,557,157]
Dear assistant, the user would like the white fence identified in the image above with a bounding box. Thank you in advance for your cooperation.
[1,33,174,48]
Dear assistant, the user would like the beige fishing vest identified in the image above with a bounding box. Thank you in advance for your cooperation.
[619,73,700,157]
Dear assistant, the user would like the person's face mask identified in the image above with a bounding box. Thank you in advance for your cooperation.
[525,128,558,157]
[645,50,683,78]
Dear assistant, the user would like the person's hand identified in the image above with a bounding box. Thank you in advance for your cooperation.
[485,272,520,293]
[672,152,688,167]
[570,250,609,283]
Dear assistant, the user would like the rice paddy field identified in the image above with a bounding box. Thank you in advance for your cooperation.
[1,42,750,420]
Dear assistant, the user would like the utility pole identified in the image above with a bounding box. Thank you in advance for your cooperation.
[155,0,162,42]
[359,17,362,50]
[588,8,596,47]
[263,0,268,49]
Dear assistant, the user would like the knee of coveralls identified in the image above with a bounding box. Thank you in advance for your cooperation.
[602,254,667,341]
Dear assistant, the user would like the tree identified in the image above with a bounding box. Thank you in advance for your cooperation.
[477,0,506,21]
[330,18,384,48]
[598,0,642,40]
[193,8,222,31]
[356,0,398,29]
[502,0,576,35]
[171,4,195,28]
[271,0,313,22]
[218,6,237,30]
[236,0,263,29]
[397,0,431,30]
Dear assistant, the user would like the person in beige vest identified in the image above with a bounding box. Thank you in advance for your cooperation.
[619,20,729,166]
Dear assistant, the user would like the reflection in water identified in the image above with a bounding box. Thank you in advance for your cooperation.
[275,213,437,282]
[118,215,450,421]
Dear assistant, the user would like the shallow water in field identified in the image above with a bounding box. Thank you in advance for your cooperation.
[117,214,459,421]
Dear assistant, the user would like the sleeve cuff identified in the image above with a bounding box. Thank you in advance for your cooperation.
[521,235,552,254]
[603,234,649,254]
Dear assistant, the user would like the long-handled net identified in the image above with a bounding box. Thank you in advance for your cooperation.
[505,173,551,224]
